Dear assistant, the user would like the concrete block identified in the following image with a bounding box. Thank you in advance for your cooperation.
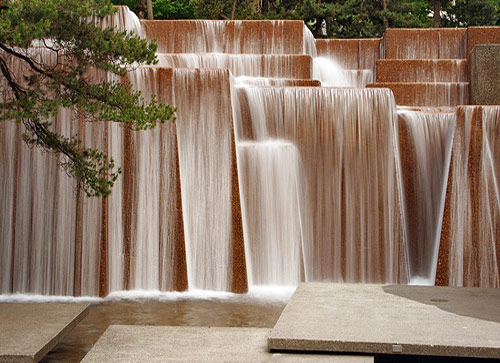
[439,28,467,59]
[316,39,359,69]
[359,38,381,71]
[82,325,374,362]
[268,283,500,358]
[142,20,306,54]
[467,27,500,58]
[156,54,313,79]
[384,29,439,59]
[367,82,469,107]
[0,303,89,362]
[376,59,467,82]
[315,38,381,72]
[470,44,500,105]
[384,28,466,59]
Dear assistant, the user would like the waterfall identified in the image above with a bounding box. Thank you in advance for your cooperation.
[442,106,500,287]
[233,86,408,284]
[313,57,373,87]
[397,109,455,285]
[156,53,312,79]
[237,140,304,286]
[2,8,500,298]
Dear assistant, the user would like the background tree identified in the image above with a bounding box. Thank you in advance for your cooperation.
[443,0,500,26]
[0,0,175,197]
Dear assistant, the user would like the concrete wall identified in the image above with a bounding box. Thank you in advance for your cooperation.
[470,45,500,105]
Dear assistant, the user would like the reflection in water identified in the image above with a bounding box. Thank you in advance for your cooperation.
[41,299,285,362]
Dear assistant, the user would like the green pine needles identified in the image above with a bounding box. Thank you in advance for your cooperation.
[0,0,175,197]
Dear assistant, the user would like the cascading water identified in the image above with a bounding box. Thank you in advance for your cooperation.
[233,86,408,285]
[2,7,499,299]
[237,140,304,286]
[442,106,500,287]
[397,109,455,285]
[313,57,374,87]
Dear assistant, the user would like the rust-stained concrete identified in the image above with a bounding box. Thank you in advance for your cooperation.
[142,20,306,54]
[376,59,468,83]
[367,82,469,107]
[436,106,500,287]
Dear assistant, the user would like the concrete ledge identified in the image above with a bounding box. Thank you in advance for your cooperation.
[142,20,306,54]
[82,325,373,362]
[384,28,466,59]
[315,38,381,71]
[0,303,89,362]
[367,82,469,106]
[269,283,500,358]
[376,59,467,82]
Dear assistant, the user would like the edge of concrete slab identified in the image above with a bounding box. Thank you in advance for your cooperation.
[33,304,89,362]
[268,338,500,359]
[0,304,89,363]
[82,325,375,363]
[268,283,500,359]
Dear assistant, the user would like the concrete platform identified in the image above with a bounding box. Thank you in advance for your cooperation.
[82,325,373,362]
[268,283,500,359]
[0,303,89,362]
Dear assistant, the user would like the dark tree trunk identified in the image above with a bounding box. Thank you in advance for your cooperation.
[382,0,388,30]
[433,0,441,28]
[231,0,237,19]
[147,0,153,20]
[262,0,268,14]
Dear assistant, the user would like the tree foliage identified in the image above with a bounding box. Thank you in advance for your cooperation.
[113,0,500,32]
[0,0,175,197]
[443,0,500,27]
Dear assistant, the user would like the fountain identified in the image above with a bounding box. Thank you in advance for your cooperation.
[1,6,499,298]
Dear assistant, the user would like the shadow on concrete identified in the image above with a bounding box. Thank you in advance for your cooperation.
[382,285,500,323]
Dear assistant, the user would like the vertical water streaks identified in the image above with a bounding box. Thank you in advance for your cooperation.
[126,68,161,290]
[119,68,187,292]
[313,57,373,87]
[174,68,246,292]
[236,141,304,286]
[0,119,18,293]
[142,20,307,55]
[155,54,313,79]
[397,110,455,285]
[302,24,317,58]
[233,86,408,285]
[437,106,500,287]
[101,6,145,37]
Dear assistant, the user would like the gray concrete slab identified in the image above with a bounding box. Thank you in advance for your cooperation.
[268,283,500,358]
[82,325,373,362]
[0,303,89,362]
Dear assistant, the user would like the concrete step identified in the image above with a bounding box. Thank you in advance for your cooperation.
[367,82,469,107]
[316,38,381,72]
[0,303,89,362]
[269,283,500,358]
[376,59,468,83]
[156,54,314,79]
[82,326,374,362]
[383,28,467,59]
[142,20,308,55]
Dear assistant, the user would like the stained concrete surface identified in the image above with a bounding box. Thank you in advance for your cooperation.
[471,44,500,105]
[0,303,89,362]
[268,283,500,359]
[82,325,374,362]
